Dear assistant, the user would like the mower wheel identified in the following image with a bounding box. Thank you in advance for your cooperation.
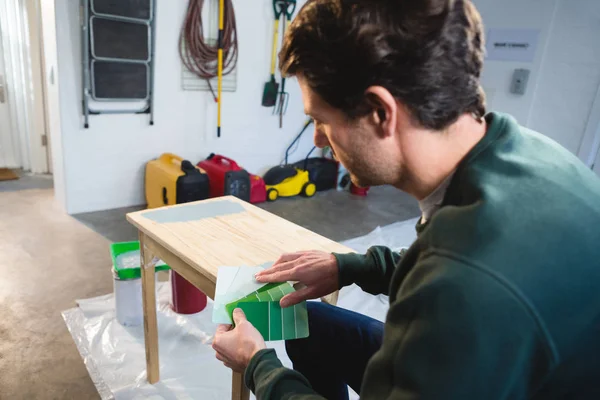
[302,182,317,197]
[267,188,279,201]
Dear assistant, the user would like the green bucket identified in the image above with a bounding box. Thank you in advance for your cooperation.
[110,241,170,280]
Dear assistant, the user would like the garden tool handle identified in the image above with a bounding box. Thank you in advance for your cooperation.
[278,2,294,92]
[278,15,291,88]
[217,0,225,137]
[270,19,280,76]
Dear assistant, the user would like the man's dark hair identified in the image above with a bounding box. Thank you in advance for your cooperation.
[280,0,486,131]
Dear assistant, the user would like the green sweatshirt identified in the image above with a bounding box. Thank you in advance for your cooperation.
[245,112,600,399]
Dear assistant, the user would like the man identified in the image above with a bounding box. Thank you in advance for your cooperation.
[212,0,600,398]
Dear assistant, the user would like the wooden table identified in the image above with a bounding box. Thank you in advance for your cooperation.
[127,196,353,400]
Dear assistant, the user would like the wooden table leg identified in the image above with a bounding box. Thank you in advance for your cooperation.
[140,232,160,384]
[321,290,339,306]
[232,371,250,400]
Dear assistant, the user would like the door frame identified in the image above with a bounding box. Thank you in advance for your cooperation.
[578,81,600,168]
[25,0,50,174]
[39,0,66,207]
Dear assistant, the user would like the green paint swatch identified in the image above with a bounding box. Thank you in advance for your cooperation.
[239,302,270,339]
[268,302,284,341]
[225,282,309,341]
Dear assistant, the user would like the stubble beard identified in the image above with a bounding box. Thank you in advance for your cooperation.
[344,155,380,188]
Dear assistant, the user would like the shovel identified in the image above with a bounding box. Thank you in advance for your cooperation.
[262,1,284,107]
[274,0,296,126]
[262,75,279,107]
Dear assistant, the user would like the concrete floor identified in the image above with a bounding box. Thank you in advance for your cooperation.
[0,183,418,399]
[0,169,54,192]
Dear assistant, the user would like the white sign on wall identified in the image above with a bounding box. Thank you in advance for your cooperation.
[485,29,540,62]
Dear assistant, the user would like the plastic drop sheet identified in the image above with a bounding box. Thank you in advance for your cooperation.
[62,218,419,399]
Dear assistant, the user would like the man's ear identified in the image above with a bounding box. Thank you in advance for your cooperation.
[364,86,397,139]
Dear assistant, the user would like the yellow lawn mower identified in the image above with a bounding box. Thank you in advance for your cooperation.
[263,119,318,201]
[263,166,316,201]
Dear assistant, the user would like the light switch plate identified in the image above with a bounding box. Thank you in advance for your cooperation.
[511,69,530,95]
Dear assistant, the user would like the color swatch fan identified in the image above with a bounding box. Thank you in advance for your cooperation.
[212,264,309,341]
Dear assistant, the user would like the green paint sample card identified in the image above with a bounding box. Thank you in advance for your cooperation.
[225,282,309,341]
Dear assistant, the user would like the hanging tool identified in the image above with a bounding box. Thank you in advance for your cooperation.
[217,0,224,137]
[179,0,238,137]
[262,1,283,107]
[275,0,296,128]
[262,0,296,109]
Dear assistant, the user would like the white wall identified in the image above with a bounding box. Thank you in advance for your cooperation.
[578,81,600,169]
[53,0,600,214]
[475,0,558,124]
[476,0,600,159]
[529,0,600,156]
[55,0,314,214]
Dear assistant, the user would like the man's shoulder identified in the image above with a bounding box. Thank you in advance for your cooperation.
[473,112,600,194]
[433,111,600,279]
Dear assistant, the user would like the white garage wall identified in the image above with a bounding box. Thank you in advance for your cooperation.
[475,0,600,159]
[54,0,313,214]
[528,0,600,156]
[475,0,559,124]
[53,0,600,214]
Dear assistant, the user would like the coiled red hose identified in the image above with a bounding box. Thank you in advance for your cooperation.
[179,0,238,100]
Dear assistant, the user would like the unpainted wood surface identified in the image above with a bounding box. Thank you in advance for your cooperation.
[127,196,354,282]
[232,370,250,400]
[139,232,160,384]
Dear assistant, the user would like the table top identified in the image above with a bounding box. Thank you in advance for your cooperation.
[126,196,354,283]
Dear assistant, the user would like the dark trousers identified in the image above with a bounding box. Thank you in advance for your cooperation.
[285,301,384,400]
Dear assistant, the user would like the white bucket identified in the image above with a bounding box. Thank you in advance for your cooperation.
[113,271,143,327]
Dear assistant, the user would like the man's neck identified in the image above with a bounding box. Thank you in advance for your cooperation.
[396,114,487,200]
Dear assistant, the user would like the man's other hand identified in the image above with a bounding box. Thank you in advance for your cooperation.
[212,308,266,372]
[255,250,339,308]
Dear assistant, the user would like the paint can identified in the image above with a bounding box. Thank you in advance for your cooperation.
[110,242,171,326]
[112,268,144,326]
[170,270,207,314]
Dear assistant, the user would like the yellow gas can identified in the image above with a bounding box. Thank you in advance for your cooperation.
[145,153,210,209]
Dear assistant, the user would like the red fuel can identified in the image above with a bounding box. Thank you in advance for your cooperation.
[350,182,370,196]
[197,154,266,203]
[170,270,207,314]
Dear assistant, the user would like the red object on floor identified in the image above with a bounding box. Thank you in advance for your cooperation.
[170,270,207,314]
[350,183,370,196]
[197,154,266,203]
[198,154,243,198]
[249,174,267,203]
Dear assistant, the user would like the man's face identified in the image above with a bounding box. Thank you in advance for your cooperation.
[298,77,402,188]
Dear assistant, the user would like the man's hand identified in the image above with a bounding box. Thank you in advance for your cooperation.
[212,308,266,372]
[255,250,339,308]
